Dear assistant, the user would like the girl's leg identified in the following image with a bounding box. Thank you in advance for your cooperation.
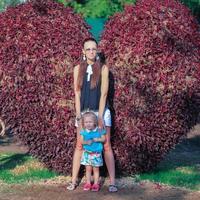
[85,165,92,183]
[71,127,82,184]
[92,166,100,191]
[104,126,116,185]
[83,165,92,191]
[93,167,99,184]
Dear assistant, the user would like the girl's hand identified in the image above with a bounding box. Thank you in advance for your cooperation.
[93,138,97,142]
[87,140,93,145]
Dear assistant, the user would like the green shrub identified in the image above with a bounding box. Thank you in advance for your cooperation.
[56,0,199,19]
[180,0,200,20]
[0,0,26,12]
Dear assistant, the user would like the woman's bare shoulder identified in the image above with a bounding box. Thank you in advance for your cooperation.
[101,64,109,73]
[74,64,80,72]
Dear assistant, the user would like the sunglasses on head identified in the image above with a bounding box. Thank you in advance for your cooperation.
[85,48,97,52]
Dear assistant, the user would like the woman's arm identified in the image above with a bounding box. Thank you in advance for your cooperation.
[98,65,109,125]
[74,65,81,120]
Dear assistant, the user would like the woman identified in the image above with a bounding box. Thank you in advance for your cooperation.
[67,38,117,192]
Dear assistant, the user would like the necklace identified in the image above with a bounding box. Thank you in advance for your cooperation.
[86,64,93,81]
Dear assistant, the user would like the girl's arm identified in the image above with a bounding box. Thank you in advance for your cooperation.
[93,135,106,143]
[98,65,109,128]
[80,135,93,145]
[74,65,82,123]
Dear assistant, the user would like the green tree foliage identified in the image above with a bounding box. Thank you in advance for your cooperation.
[0,0,26,12]
[1,1,199,19]
[57,0,136,18]
[57,0,199,19]
[180,0,200,20]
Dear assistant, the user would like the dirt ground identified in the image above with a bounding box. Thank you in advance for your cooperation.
[0,124,200,200]
[0,181,200,200]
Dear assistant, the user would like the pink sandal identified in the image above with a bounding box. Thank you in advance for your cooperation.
[83,183,92,191]
[91,183,100,192]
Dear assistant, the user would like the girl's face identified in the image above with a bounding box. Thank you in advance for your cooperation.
[82,41,97,61]
[83,115,96,130]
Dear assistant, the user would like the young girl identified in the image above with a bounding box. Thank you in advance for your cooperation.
[80,111,106,192]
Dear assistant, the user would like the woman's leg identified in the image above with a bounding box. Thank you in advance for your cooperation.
[104,126,116,185]
[71,127,82,184]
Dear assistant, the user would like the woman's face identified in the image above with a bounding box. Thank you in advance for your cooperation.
[83,41,97,61]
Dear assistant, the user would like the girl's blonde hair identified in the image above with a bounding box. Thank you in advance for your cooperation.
[82,111,98,128]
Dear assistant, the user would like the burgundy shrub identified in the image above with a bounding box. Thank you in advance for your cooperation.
[100,0,200,173]
[0,0,91,174]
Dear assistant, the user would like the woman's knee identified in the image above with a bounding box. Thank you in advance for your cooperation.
[104,130,112,151]
[73,148,82,162]
[75,133,83,151]
[75,143,83,151]
[104,141,112,152]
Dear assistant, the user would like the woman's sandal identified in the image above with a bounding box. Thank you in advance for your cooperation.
[67,182,78,191]
[108,184,118,192]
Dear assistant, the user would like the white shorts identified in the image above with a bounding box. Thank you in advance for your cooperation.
[75,108,112,127]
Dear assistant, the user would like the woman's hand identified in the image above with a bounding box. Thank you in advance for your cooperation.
[98,117,104,131]
[77,119,82,129]
[76,115,82,128]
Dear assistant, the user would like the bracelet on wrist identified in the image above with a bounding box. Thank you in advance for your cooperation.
[76,116,82,121]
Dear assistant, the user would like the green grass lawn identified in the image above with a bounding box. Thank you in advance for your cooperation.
[139,166,200,190]
[0,153,58,184]
[0,137,200,190]
[138,137,200,190]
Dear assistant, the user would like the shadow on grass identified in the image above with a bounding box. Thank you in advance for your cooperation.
[139,135,200,190]
[0,153,30,171]
[158,135,200,170]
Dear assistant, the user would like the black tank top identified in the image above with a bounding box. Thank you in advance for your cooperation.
[80,66,101,112]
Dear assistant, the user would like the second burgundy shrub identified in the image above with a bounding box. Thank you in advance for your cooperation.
[100,0,200,173]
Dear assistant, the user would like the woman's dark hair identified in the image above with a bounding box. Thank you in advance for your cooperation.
[83,37,98,46]
[76,37,102,91]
